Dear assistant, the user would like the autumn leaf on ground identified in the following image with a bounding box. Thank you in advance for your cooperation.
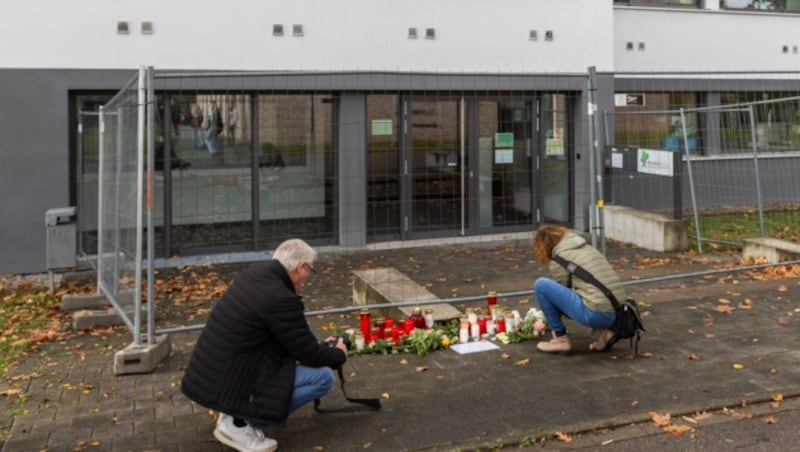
[381,393,390,399]
[0,387,23,396]
[415,366,428,372]
[399,358,408,365]
[777,317,790,326]
[501,352,511,359]
[730,411,753,419]
[688,353,700,360]
[554,431,572,442]
[649,411,672,427]
[777,285,788,292]
[772,393,784,402]
[717,298,731,304]
[763,415,778,424]
[714,305,735,314]
[691,411,713,421]
[664,424,693,437]
[703,316,715,327]
[737,299,753,310]
[514,358,530,366]
[732,363,744,370]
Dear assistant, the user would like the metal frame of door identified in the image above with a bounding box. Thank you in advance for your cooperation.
[399,95,469,240]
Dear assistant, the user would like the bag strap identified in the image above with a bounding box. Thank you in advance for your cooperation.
[313,366,381,413]
[552,255,621,309]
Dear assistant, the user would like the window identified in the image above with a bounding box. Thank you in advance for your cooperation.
[722,0,800,12]
[614,0,699,6]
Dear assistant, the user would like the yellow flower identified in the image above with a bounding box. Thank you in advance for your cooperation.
[441,336,450,347]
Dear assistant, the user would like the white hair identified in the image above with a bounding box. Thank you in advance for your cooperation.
[272,239,317,272]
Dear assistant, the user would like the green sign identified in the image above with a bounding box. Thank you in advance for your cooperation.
[494,132,514,148]
[371,119,393,136]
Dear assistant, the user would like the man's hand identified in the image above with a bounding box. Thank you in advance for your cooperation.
[324,335,348,355]
[334,337,348,354]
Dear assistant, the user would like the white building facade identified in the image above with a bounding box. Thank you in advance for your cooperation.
[1,0,799,273]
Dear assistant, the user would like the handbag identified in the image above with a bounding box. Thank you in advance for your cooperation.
[552,255,645,353]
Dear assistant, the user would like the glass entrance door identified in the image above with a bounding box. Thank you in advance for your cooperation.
[405,98,467,236]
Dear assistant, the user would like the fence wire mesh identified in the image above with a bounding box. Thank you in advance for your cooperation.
[605,71,800,250]
[97,71,145,339]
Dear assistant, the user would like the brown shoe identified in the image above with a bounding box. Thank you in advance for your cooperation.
[536,332,572,355]
[589,329,615,352]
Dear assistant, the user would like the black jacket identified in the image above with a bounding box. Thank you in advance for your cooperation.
[180,260,346,422]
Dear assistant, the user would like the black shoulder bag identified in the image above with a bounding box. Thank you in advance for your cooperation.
[552,255,645,354]
[313,365,382,414]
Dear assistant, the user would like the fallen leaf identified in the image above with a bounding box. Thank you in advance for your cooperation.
[664,424,693,437]
[501,352,511,359]
[554,431,572,442]
[363,441,373,448]
[717,298,731,304]
[399,359,408,365]
[763,415,777,424]
[381,393,390,399]
[777,285,788,292]
[732,363,744,370]
[650,411,672,427]
[730,411,753,419]
[772,393,783,402]
[777,317,790,326]
[714,305,735,314]
[631,400,639,407]
[415,366,428,372]
[688,353,700,360]
[692,411,712,421]
[514,358,530,366]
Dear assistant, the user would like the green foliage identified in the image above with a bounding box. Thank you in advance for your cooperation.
[685,209,800,251]
[0,289,64,377]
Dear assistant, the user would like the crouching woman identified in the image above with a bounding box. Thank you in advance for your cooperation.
[531,225,625,355]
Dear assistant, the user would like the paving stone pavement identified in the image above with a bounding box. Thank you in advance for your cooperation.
[2,238,800,451]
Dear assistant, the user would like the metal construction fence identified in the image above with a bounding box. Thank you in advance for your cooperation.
[86,67,800,360]
[604,71,800,252]
[95,67,155,347]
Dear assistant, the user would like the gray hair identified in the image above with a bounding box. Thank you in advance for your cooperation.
[273,239,317,272]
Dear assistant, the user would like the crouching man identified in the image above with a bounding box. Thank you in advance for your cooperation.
[181,238,348,452]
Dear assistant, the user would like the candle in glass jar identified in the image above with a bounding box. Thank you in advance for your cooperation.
[423,308,435,328]
[470,322,480,340]
[355,332,365,351]
[391,327,400,345]
[487,291,497,313]
[409,306,426,328]
[459,320,469,343]
[504,312,516,332]
[466,309,478,326]
[403,318,414,334]
[477,316,487,335]
[497,317,506,333]
[384,316,394,329]
[486,319,496,335]
[359,310,371,337]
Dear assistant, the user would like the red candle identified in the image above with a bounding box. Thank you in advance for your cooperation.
[403,318,415,334]
[487,291,497,312]
[497,318,506,333]
[478,316,487,335]
[392,327,401,345]
[384,317,394,329]
[360,310,371,337]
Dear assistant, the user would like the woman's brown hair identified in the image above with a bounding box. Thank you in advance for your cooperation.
[532,224,567,266]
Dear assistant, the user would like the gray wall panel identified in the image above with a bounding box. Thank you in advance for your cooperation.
[0,69,134,274]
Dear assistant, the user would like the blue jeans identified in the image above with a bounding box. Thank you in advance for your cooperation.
[205,128,219,155]
[246,365,335,429]
[534,277,615,333]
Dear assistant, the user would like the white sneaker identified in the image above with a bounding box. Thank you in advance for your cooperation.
[214,413,278,452]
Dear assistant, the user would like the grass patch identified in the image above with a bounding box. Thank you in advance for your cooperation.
[0,287,68,377]
[686,209,800,251]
